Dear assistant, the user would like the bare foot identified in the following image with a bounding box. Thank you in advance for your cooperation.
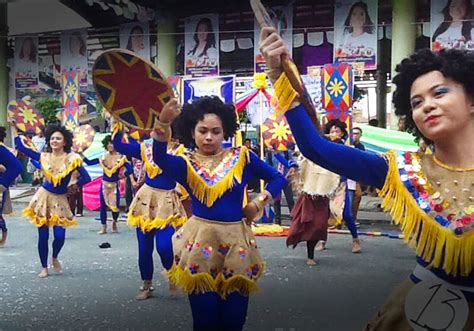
[112,221,118,233]
[38,268,49,278]
[352,239,361,253]
[307,259,317,266]
[135,289,153,301]
[169,281,178,297]
[0,231,7,248]
[52,258,62,273]
[97,228,107,235]
[315,241,326,252]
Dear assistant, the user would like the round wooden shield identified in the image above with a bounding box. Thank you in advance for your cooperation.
[92,49,174,132]
[261,115,295,152]
[7,99,45,135]
[72,124,96,153]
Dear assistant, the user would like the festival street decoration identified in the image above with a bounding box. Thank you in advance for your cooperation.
[261,114,295,151]
[7,99,45,134]
[72,124,96,153]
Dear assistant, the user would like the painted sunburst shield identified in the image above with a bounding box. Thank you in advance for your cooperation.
[92,49,175,132]
[261,115,295,152]
[72,124,96,153]
[7,99,45,135]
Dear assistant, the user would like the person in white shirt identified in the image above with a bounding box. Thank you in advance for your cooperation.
[432,0,473,50]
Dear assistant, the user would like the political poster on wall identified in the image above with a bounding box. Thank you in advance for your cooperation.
[184,13,219,77]
[431,0,474,51]
[254,5,293,73]
[120,22,150,60]
[15,36,39,89]
[333,0,378,70]
[61,29,88,86]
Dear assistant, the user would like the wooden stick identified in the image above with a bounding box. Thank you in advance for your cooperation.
[250,0,320,130]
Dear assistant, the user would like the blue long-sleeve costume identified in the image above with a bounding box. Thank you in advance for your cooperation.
[153,139,286,331]
[84,154,132,224]
[112,131,183,280]
[15,136,91,268]
[0,144,23,233]
[285,104,473,297]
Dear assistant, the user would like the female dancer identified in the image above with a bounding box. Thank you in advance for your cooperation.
[13,124,91,278]
[84,134,132,234]
[112,123,188,300]
[153,96,286,331]
[0,126,22,247]
[260,26,473,330]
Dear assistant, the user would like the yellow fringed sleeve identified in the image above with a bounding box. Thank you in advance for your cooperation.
[378,151,474,276]
[272,72,300,119]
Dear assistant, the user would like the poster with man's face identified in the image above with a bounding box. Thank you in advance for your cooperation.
[61,29,88,86]
[431,0,474,51]
[15,36,39,89]
[333,0,378,70]
[120,22,150,60]
[184,13,219,77]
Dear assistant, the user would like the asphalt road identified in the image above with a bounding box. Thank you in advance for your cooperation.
[0,208,415,331]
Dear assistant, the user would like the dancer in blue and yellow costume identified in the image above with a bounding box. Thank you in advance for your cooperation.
[260,27,473,330]
[84,135,132,234]
[112,122,188,300]
[153,96,286,331]
[13,124,91,278]
[0,126,23,247]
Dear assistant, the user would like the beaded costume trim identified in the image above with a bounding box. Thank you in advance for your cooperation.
[99,154,127,178]
[140,142,185,179]
[378,151,473,276]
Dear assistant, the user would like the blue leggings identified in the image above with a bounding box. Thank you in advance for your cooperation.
[136,225,175,280]
[100,184,120,225]
[0,191,8,232]
[188,292,249,331]
[343,189,358,239]
[38,226,66,268]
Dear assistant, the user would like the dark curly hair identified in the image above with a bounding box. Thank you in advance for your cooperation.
[0,126,6,142]
[392,48,474,142]
[102,134,112,149]
[45,125,73,153]
[174,96,239,148]
[323,119,348,141]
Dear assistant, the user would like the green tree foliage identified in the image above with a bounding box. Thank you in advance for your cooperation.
[35,98,62,124]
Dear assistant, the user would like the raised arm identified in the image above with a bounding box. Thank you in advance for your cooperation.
[14,136,41,161]
[286,105,387,188]
[124,160,133,177]
[274,152,297,169]
[112,130,141,160]
[76,166,91,187]
[152,138,187,183]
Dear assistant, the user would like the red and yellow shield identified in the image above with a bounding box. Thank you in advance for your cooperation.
[261,115,295,151]
[93,49,174,131]
[7,99,45,134]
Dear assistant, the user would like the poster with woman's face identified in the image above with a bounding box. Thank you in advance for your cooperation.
[431,0,474,51]
[61,29,88,86]
[120,22,150,60]
[184,13,219,77]
[254,5,293,73]
[15,36,39,89]
[333,0,378,70]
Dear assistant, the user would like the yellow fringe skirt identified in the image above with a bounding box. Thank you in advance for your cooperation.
[364,278,474,331]
[167,216,265,299]
[127,184,187,233]
[23,187,77,228]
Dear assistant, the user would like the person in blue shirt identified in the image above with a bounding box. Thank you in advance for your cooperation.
[12,124,91,278]
[0,126,23,248]
[153,96,286,331]
[260,26,473,330]
[84,135,133,234]
[112,123,188,300]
